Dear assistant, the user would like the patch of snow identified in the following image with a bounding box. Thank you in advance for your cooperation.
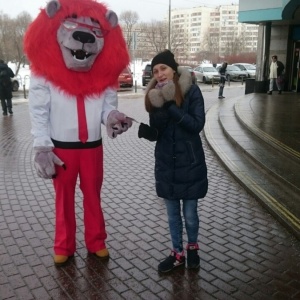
[8,62,31,90]
[8,59,149,90]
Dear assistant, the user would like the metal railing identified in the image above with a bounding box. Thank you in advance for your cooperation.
[23,75,30,99]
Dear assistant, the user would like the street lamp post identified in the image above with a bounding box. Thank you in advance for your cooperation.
[168,0,171,51]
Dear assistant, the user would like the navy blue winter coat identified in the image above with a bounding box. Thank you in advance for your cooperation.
[149,80,208,200]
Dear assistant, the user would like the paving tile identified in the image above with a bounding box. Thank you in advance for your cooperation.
[1,89,300,299]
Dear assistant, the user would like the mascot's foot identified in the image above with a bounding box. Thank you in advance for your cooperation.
[94,248,109,260]
[54,254,73,266]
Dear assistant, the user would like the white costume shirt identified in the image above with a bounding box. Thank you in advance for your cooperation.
[29,74,117,148]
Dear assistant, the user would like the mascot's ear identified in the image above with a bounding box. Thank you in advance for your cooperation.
[46,0,61,18]
[106,10,118,28]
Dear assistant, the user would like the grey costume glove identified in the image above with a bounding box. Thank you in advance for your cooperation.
[106,110,133,139]
[34,146,65,179]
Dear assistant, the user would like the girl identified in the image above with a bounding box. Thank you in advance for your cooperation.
[138,50,208,273]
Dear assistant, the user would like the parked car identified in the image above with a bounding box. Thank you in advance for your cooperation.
[142,64,152,86]
[11,77,20,91]
[232,63,256,78]
[193,65,220,84]
[118,66,133,89]
[142,64,196,85]
[179,65,197,84]
[217,65,248,82]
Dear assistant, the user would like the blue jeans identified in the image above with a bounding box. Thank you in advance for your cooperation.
[218,85,224,97]
[218,76,226,97]
[164,199,199,253]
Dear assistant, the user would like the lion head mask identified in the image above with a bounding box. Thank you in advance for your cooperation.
[24,0,130,96]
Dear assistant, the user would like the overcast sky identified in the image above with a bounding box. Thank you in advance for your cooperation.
[0,0,238,22]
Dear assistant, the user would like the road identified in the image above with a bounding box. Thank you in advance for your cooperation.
[115,80,246,111]
[12,80,246,103]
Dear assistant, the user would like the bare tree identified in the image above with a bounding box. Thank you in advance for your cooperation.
[223,31,245,56]
[171,24,191,61]
[13,12,32,73]
[199,27,249,63]
[0,9,258,70]
[139,21,168,55]
[0,12,32,74]
[0,13,14,62]
[133,20,188,61]
[119,10,139,53]
[200,29,221,63]
[201,29,220,61]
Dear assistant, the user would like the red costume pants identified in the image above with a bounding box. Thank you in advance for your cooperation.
[52,145,106,256]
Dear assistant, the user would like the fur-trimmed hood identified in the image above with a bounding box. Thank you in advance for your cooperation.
[146,66,193,96]
[145,66,193,108]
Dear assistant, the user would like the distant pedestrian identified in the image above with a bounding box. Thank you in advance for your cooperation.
[138,50,208,273]
[0,59,15,116]
[267,55,284,95]
[218,62,227,99]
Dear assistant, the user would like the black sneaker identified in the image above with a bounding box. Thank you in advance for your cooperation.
[8,110,13,114]
[186,243,200,269]
[158,250,185,273]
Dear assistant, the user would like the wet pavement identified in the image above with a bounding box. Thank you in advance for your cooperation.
[204,91,300,239]
[1,85,300,300]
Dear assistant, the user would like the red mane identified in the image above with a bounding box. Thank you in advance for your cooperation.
[24,0,129,96]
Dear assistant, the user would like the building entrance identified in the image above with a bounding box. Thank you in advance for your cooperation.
[291,41,300,92]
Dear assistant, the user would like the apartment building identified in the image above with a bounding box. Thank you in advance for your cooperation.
[170,4,258,62]
[121,4,259,62]
[171,6,214,57]
[213,5,258,55]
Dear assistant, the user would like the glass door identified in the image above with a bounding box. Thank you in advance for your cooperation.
[291,41,300,92]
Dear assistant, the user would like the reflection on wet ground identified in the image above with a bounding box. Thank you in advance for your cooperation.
[1,91,300,299]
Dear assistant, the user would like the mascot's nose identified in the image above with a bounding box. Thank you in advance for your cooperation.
[72,31,95,44]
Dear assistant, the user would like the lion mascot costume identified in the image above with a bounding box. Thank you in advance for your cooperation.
[24,0,132,266]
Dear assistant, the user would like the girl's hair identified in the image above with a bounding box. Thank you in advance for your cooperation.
[144,73,184,112]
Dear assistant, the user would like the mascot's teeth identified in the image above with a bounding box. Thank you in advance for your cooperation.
[71,49,91,60]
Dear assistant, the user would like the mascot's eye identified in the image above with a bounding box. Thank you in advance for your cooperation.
[62,19,108,37]
[93,28,104,37]
[63,20,78,29]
